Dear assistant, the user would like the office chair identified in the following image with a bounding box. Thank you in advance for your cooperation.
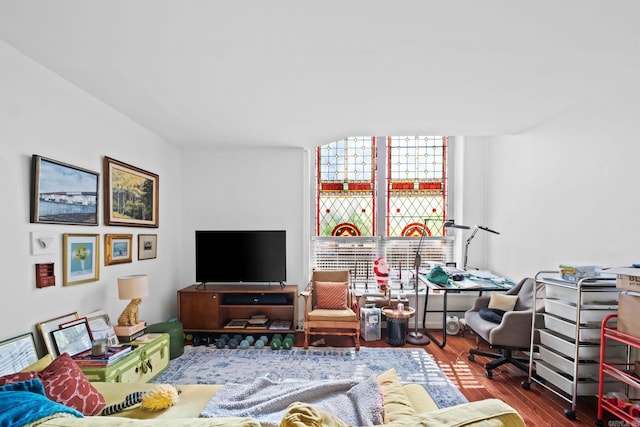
[464,277,542,378]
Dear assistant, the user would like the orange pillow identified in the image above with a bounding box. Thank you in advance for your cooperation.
[0,352,106,416]
[315,281,349,309]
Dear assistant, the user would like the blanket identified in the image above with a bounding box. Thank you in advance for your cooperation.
[0,379,83,427]
[200,375,384,427]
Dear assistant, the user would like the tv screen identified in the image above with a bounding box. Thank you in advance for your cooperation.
[195,230,287,284]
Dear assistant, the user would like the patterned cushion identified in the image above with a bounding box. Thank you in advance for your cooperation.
[315,281,349,309]
[0,352,105,415]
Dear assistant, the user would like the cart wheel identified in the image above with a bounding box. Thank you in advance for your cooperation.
[563,409,576,420]
[468,353,474,361]
[521,381,530,390]
[485,370,493,379]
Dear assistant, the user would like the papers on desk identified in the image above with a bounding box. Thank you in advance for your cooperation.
[468,270,507,284]
[454,278,483,289]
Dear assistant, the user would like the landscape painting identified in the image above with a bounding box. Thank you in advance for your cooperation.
[30,155,99,225]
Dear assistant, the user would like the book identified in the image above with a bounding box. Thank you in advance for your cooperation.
[247,317,269,326]
[117,328,147,343]
[72,345,133,366]
[268,320,292,330]
[224,319,248,329]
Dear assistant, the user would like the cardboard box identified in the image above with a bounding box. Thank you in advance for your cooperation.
[607,267,640,291]
[618,292,640,339]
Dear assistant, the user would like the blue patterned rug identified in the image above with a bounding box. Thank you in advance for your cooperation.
[153,346,467,408]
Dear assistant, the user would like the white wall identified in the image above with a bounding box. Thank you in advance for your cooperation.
[0,42,183,354]
[471,82,640,281]
[178,147,307,307]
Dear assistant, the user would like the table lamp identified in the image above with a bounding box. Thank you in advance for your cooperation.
[117,274,149,326]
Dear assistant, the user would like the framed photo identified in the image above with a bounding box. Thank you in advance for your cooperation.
[138,234,157,260]
[30,155,99,225]
[37,312,79,357]
[63,233,100,286]
[105,233,133,265]
[51,320,93,357]
[0,333,38,376]
[103,156,159,227]
[85,309,118,347]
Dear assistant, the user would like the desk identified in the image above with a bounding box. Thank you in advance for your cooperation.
[420,271,515,348]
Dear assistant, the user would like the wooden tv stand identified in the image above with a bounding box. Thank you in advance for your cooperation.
[177,284,298,334]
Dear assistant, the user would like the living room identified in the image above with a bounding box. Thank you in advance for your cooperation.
[2,0,639,401]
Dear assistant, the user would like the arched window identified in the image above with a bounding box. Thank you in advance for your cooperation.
[313,136,453,283]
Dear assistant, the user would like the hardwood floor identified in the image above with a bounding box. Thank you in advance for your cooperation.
[300,329,615,427]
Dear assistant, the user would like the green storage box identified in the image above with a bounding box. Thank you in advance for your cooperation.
[146,321,184,359]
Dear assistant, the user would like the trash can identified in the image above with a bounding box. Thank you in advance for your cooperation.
[382,306,415,346]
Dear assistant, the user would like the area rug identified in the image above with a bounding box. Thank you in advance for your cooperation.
[152,346,467,408]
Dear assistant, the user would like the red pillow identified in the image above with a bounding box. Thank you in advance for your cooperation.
[315,281,349,309]
[0,352,105,416]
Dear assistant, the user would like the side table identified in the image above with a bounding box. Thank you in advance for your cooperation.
[381,306,415,346]
[81,333,170,383]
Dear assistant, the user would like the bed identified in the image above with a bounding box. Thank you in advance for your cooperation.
[0,332,525,427]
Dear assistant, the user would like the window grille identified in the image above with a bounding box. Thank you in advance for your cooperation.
[312,236,454,284]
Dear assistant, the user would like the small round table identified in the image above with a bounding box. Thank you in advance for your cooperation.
[381,306,415,346]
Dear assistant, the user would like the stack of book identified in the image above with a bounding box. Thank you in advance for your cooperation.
[114,321,146,342]
[71,345,133,367]
[268,319,292,330]
[224,319,248,329]
[247,314,269,328]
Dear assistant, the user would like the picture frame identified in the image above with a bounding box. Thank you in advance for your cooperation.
[0,333,39,376]
[84,309,118,347]
[105,233,133,265]
[138,234,157,260]
[30,155,99,226]
[51,320,93,357]
[37,312,79,357]
[63,233,100,286]
[103,156,159,227]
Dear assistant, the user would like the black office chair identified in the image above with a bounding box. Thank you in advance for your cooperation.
[464,277,543,378]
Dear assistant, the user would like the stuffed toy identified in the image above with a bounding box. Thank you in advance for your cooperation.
[373,257,390,293]
[100,384,180,415]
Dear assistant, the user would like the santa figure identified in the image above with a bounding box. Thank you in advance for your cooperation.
[373,257,390,293]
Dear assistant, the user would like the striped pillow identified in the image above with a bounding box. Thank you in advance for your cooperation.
[315,281,349,309]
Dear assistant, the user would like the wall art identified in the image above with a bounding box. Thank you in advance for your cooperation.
[138,234,157,260]
[105,233,133,265]
[63,233,100,286]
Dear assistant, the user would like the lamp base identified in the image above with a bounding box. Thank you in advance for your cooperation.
[406,331,430,345]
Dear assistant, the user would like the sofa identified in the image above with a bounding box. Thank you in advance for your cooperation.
[0,351,525,427]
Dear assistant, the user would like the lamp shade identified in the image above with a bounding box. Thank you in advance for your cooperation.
[117,275,149,300]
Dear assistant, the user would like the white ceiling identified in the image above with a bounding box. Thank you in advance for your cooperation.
[1,1,639,149]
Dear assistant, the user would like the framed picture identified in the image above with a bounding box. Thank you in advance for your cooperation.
[105,233,133,265]
[63,233,100,286]
[85,309,118,347]
[51,320,93,357]
[30,155,99,226]
[103,156,159,227]
[0,333,38,376]
[138,234,157,260]
[37,312,79,357]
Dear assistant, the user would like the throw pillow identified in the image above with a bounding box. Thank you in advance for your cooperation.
[376,368,417,423]
[488,292,518,312]
[0,352,105,416]
[479,307,507,324]
[315,281,348,309]
[0,378,46,394]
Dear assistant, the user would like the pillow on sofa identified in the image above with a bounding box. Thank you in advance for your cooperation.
[376,368,417,423]
[0,352,105,416]
[488,292,518,312]
[315,281,349,309]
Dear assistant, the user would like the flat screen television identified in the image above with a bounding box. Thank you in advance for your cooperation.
[195,230,287,285]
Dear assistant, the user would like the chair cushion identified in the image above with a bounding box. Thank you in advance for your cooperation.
[479,308,506,324]
[488,292,518,312]
[315,281,348,309]
[308,308,357,321]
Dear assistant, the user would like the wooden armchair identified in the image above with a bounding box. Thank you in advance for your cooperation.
[300,270,360,350]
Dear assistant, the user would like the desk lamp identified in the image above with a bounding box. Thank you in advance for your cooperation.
[117,275,149,326]
[444,220,500,270]
[406,221,430,346]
